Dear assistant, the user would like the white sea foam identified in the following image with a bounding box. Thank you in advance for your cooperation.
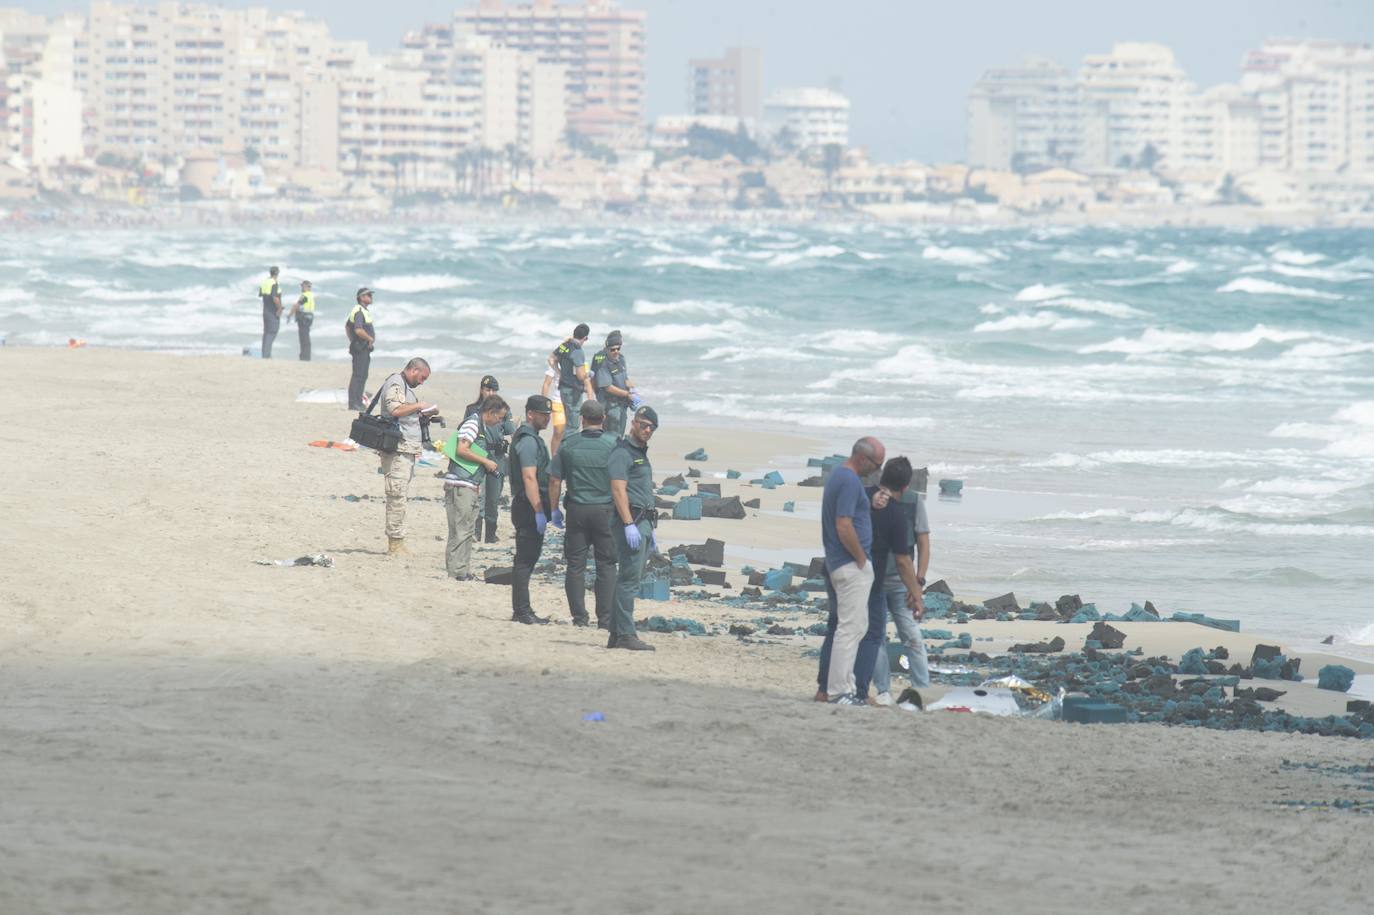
[974,312,1094,333]
[643,254,741,271]
[632,298,739,317]
[1014,283,1072,302]
[1269,247,1325,266]
[374,274,473,293]
[1270,422,1347,442]
[0,289,35,304]
[978,303,1005,315]
[78,285,224,303]
[1217,277,1344,300]
[1029,448,1313,471]
[626,320,751,344]
[1244,477,1360,496]
[1080,324,1317,355]
[1349,621,1374,646]
[1034,507,1374,538]
[1093,245,1134,260]
[1165,259,1199,274]
[922,245,995,266]
[1269,263,1372,282]
[1043,297,1146,319]
[1323,401,1374,458]
[812,329,899,353]
[767,244,846,267]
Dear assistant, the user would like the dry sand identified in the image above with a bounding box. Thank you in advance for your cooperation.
[2,346,1372,915]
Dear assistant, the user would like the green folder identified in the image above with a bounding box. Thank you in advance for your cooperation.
[439,433,489,475]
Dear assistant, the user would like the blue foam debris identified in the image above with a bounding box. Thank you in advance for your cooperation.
[1063,701,1127,724]
[1069,604,1101,624]
[762,470,784,486]
[921,628,954,641]
[639,578,670,601]
[672,496,702,520]
[807,621,829,636]
[1084,640,1103,650]
[923,592,953,617]
[763,569,792,590]
[1121,605,1160,622]
[937,479,963,496]
[656,483,684,496]
[1179,648,1209,675]
[1171,611,1240,632]
[996,612,1010,622]
[643,616,706,635]
[684,448,708,461]
[783,501,795,513]
[726,469,741,479]
[1317,664,1355,692]
[938,633,973,650]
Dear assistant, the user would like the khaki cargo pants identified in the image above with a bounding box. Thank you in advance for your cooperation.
[380,451,417,540]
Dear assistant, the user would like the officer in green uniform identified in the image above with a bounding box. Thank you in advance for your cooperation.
[548,399,619,628]
[507,394,555,625]
[607,404,660,651]
[551,323,595,435]
[591,329,635,438]
[289,280,315,361]
[258,266,282,359]
[345,287,375,411]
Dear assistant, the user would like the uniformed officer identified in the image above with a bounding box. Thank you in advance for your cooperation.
[607,404,660,651]
[550,323,596,436]
[289,280,315,361]
[378,357,439,555]
[508,394,556,625]
[258,266,282,359]
[463,375,516,544]
[548,400,619,628]
[591,329,636,438]
[345,287,375,411]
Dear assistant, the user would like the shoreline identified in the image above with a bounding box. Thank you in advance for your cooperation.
[7,342,1371,673]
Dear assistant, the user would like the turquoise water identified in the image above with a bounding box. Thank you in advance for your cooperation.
[4,222,1373,658]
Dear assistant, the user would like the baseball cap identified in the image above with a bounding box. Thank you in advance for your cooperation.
[633,405,659,429]
[526,394,554,414]
[480,374,500,390]
[356,286,373,301]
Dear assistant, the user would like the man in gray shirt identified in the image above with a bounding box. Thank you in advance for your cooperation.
[379,357,439,556]
[872,489,932,699]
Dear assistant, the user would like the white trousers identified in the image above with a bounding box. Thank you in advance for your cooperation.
[826,560,875,698]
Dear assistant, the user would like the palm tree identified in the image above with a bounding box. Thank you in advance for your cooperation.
[822,143,844,194]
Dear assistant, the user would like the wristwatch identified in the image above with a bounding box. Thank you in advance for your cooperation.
[916,576,927,587]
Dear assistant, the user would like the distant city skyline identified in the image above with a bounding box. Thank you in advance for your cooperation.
[6,0,1372,161]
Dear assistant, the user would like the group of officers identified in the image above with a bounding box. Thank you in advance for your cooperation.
[367,321,662,653]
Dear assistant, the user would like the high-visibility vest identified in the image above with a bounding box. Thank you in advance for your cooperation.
[299,291,316,314]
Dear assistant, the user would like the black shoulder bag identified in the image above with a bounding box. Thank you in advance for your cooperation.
[349,378,403,452]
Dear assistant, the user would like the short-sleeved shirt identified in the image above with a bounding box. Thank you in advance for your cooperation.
[380,373,422,454]
[592,349,629,404]
[463,400,516,454]
[867,486,918,593]
[347,304,374,344]
[554,340,584,389]
[444,413,485,489]
[509,424,550,510]
[608,437,654,512]
[259,278,279,309]
[883,494,929,592]
[550,429,616,505]
[821,465,872,573]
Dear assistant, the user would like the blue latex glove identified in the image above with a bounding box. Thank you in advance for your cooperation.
[535,512,548,535]
[629,394,644,410]
[623,522,642,550]
[551,508,565,529]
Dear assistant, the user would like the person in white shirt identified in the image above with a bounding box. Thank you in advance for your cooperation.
[443,394,507,580]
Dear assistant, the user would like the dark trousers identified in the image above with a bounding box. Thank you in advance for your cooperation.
[511,501,545,616]
[559,385,583,434]
[611,519,651,637]
[564,501,617,624]
[816,574,887,695]
[297,314,313,361]
[605,402,628,438]
[262,306,279,359]
[475,468,504,534]
[348,342,371,410]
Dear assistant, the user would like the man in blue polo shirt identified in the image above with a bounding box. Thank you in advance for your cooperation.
[815,436,885,705]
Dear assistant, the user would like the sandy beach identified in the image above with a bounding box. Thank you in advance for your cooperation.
[3,345,1372,914]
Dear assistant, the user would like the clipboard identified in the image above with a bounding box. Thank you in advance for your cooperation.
[439,432,489,476]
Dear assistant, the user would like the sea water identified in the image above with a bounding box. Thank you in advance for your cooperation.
[4,222,1372,659]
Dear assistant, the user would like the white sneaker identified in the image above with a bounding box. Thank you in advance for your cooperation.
[897,701,921,712]
[874,692,895,707]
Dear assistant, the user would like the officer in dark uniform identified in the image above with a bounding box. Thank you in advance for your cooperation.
[507,394,556,625]
[548,399,618,628]
[607,404,660,651]
[551,323,595,436]
[345,287,375,411]
[463,375,516,543]
[289,280,315,361]
[591,329,635,438]
[258,266,282,359]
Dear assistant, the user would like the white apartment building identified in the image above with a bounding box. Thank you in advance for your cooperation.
[967,57,1081,170]
[1078,43,1194,170]
[451,0,645,136]
[763,87,849,150]
[2,11,83,167]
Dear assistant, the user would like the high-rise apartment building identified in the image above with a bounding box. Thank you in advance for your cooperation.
[1078,43,1193,170]
[687,47,762,123]
[966,57,1081,171]
[763,87,849,149]
[451,0,645,133]
[2,10,84,167]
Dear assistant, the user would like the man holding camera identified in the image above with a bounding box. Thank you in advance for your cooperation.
[607,405,660,651]
[444,394,508,580]
[379,357,438,556]
[508,395,555,625]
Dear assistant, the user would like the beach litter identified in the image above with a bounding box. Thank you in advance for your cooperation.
[684,448,708,461]
[582,712,605,722]
[254,554,334,568]
[938,479,963,496]
[925,686,1022,716]
[1171,611,1240,632]
[1317,665,1356,693]
[308,439,358,451]
[642,616,707,635]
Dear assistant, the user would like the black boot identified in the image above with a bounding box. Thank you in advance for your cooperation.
[512,610,549,625]
[611,634,655,652]
[484,519,498,544]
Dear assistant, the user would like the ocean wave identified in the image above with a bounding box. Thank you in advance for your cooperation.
[625,320,752,344]
[1080,324,1318,355]
[78,285,224,303]
[1014,283,1072,302]
[1349,621,1374,646]
[1323,401,1374,458]
[1043,297,1146,319]
[1093,245,1134,260]
[1217,277,1344,300]
[1165,259,1199,274]
[922,245,996,266]
[643,254,741,271]
[974,312,1093,333]
[1244,476,1362,496]
[811,329,899,353]
[632,298,746,318]
[767,244,847,267]
[1268,263,1372,282]
[1029,448,1312,471]
[677,398,932,430]
[1269,422,1347,442]
[374,274,473,293]
[1033,506,1374,538]
[1269,246,1325,266]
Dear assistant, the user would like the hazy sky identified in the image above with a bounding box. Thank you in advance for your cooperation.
[13,0,1374,160]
